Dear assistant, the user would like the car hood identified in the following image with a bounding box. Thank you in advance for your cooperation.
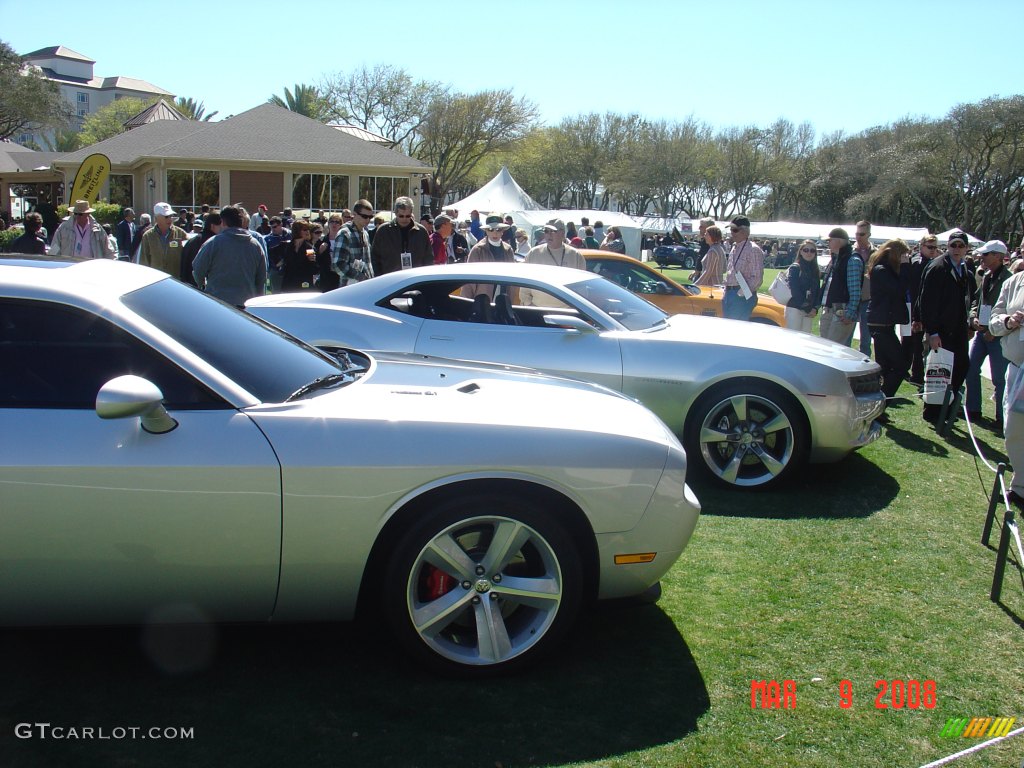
[252,351,681,449]
[641,314,875,370]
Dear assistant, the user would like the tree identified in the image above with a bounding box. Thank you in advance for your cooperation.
[76,97,155,146]
[267,84,327,121]
[174,96,218,121]
[318,64,447,151]
[0,40,72,140]
[412,90,537,214]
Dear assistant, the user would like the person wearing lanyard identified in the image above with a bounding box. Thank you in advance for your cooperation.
[47,200,114,259]
[722,215,764,321]
[369,196,431,276]
[917,230,972,424]
[965,240,1012,430]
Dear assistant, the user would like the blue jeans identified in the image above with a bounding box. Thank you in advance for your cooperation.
[723,287,757,321]
[966,331,1008,417]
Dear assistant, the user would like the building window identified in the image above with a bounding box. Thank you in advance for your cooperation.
[291,174,349,211]
[77,109,88,118]
[108,175,133,208]
[358,176,410,212]
[167,170,220,212]
[77,92,89,104]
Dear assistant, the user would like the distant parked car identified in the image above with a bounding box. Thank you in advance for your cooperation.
[653,243,699,269]
[583,251,786,326]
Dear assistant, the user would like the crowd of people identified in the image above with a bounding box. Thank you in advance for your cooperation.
[683,213,1024,509]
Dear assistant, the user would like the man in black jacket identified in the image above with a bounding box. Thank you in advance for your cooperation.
[918,230,972,423]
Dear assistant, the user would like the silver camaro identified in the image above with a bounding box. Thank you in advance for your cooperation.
[248,263,886,490]
[0,257,701,673]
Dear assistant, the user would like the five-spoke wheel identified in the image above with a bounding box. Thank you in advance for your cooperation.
[384,496,581,673]
[686,382,806,489]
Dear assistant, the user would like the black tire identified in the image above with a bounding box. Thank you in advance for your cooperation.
[750,317,780,327]
[684,379,808,489]
[382,494,582,674]
[683,255,696,269]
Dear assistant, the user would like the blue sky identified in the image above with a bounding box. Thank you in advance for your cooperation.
[4,0,1021,141]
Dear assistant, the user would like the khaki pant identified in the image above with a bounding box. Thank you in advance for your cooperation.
[820,305,855,346]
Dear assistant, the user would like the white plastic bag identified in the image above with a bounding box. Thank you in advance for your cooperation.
[769,271,791,304]
[923,347,955,405]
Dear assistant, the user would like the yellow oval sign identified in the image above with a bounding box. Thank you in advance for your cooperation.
[69,153,112,205]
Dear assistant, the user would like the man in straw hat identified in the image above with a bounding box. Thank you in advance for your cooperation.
[48,200,115,259]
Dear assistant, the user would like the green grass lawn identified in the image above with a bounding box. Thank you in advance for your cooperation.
[3,388,1022,767]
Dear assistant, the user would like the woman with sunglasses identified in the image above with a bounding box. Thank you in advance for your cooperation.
[866,239,912,402]
[280,220,321,292]
[784,239,822,332]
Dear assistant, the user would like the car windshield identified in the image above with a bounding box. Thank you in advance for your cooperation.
[565,276,669,331]
[121,280,343,403]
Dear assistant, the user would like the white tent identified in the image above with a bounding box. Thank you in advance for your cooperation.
[447,166,541,215]
[711,220,931,243]
[936,228,984,245]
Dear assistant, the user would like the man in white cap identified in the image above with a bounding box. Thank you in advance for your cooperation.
[48,200,114,258]
[140,202,189,276]
[965,240,1012,430]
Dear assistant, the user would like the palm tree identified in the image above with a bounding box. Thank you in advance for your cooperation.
[267,84,327,121]
[174,97,218,121]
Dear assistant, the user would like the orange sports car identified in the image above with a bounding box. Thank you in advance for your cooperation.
[583,250,786,326]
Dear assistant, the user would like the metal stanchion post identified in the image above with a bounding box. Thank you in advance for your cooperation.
[938,386,961,436]
[990,507,1016,603]
[983,463,1007,546]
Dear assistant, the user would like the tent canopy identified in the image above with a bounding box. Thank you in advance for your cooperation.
[710,220,931,243]
[447,166,541,215]
[935,228,983,245]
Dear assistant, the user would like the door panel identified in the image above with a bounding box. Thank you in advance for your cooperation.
[0,409,281,625]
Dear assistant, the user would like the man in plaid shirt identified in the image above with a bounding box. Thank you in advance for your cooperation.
[332,198,375,285]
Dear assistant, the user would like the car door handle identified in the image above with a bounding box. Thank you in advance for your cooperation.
[429,335,454,341]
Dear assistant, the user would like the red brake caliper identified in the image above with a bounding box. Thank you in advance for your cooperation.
[424,567,456,600]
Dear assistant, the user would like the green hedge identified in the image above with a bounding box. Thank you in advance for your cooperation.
[0,229,20,253]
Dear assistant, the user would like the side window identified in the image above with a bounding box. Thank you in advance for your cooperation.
[0,300,225,409]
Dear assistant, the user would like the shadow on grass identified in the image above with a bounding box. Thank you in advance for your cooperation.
[693,453,899,520]
[0,601,707,768]
[883,423,950,457]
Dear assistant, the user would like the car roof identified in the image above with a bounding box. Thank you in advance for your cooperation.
[313,262,607,303]
[0,257,166,304]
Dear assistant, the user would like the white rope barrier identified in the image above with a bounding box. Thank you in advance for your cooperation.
[918,723,1024,768]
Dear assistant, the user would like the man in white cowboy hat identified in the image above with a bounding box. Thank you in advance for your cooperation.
[140,202,189,276]
[461,213,517,300]
[48,200,115,259]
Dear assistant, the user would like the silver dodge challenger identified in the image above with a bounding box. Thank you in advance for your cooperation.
[0,257,701,673]
[248,263,886,490]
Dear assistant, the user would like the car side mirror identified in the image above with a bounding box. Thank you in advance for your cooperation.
[96,375,178,434]
[543,315,597,334]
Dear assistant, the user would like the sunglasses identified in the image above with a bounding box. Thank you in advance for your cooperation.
[922,244,938,250]
[948,242,967,247]
[855,232,869,237]
[800,248,816,254]
[395,214,413,220]
[354,211,373,219]
[729,226,740,232]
